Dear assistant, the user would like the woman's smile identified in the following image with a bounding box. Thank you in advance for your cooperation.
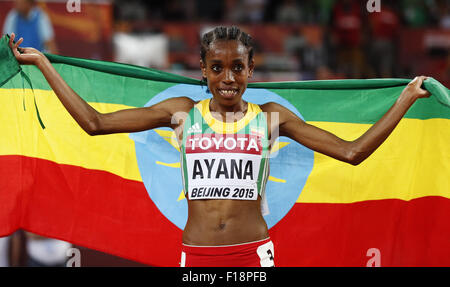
[217,87,240,99]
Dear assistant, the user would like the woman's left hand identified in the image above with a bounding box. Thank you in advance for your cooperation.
[400,76,431,101]
[9,33,46,66]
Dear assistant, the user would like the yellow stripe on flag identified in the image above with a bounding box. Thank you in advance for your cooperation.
[298,120,450,203]
[0,89,142,182]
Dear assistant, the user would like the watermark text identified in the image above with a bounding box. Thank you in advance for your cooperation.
[66,0,81,13]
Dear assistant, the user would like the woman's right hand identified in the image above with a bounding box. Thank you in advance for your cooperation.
[9,33,46,66]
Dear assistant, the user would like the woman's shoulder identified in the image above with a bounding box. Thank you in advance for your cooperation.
[259,101,285,113]
[159,96,197,114]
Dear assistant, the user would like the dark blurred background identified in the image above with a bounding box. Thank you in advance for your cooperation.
[0,0,448,267]
[1,0,449,84]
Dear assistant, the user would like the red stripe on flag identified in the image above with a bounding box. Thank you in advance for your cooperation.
[2,155,449,266]
[0,155,182,266]
[270,196,450,266]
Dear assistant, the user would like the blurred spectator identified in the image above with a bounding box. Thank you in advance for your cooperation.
[367,2,401,77]
[329,0,366,78]
[276,0,302,23]
[2,0,57,54]
[400,0,434,27]
[25,232,72,267]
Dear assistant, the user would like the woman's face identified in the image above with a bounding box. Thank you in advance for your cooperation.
[201,40,254,108]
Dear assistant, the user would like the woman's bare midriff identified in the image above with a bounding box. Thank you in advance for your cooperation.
[182,197,269,246]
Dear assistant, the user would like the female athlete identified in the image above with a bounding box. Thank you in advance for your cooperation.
[9,26,430,267]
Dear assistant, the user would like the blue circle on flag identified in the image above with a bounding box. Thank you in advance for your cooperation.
[130,84,314,230]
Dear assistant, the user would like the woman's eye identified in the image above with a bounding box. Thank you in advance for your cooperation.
[234,65,243,71]
[212,65,222,72]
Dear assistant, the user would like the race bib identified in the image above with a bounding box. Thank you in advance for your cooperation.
[184,133,263,200]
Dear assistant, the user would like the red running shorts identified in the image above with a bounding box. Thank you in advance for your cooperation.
[180,237,275,267]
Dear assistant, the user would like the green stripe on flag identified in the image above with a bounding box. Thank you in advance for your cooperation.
[1,43,448,122]
[269,86,450,123]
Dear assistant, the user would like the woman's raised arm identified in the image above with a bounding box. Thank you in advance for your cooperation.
[263,76,431,165]
[9,33,194,135]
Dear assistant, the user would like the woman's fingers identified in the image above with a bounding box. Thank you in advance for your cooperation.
[8,33,24,57]
[410,75,425,88]
[416,76,431,98]
[416,75,427,84]
[9,33,15,49]
[14,38,23,51]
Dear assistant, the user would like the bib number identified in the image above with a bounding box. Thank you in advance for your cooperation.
[189,186,257,200]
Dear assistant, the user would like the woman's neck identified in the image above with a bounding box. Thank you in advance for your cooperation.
[209,98,248,123]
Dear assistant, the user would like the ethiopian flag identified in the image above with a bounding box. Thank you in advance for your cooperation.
[0,35,449,266]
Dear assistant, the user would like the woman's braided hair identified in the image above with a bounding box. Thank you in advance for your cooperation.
[200,26,254,63]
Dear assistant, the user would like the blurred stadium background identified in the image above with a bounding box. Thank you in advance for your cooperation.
[0,0,448,266]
